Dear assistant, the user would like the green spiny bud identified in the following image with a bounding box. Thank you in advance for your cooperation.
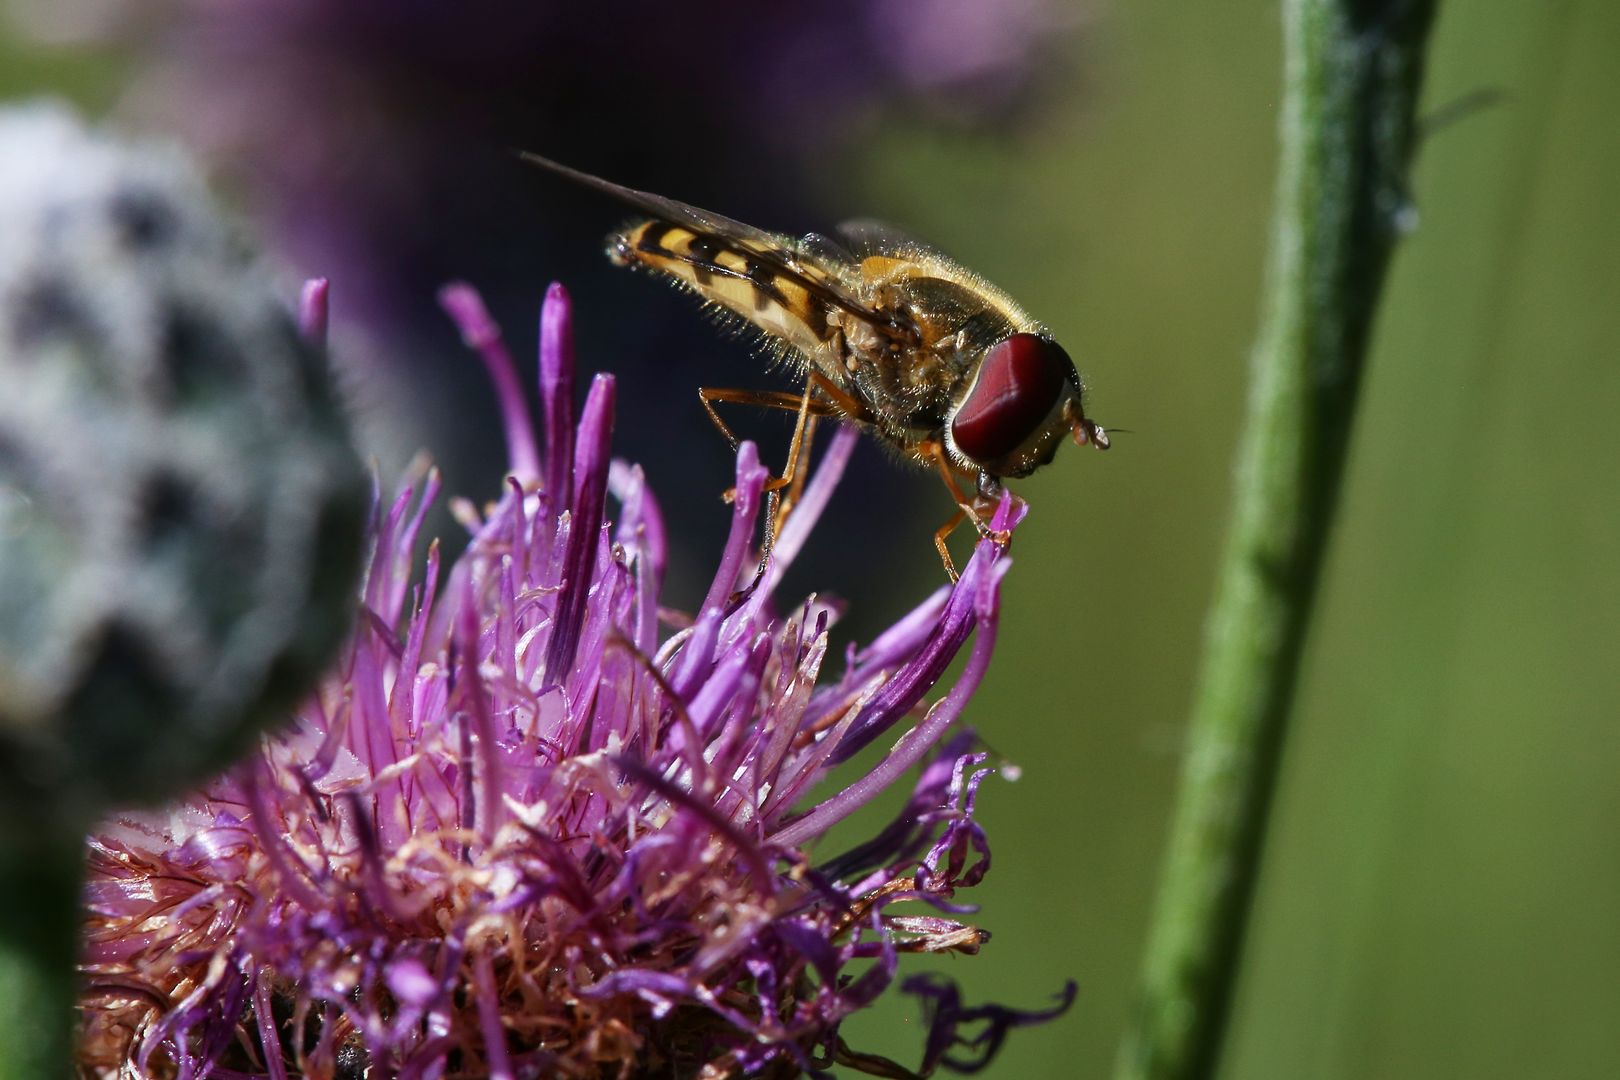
[0,102,367,831]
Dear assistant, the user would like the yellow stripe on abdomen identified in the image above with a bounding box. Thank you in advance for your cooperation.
[608,220,836,356]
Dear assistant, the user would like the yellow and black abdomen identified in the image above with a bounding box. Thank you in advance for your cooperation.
[608,219,839,362]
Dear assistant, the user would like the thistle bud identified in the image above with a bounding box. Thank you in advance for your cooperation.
[0,103,366,832]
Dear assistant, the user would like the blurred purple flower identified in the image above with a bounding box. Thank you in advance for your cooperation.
[76,283,1071,1078]
[8,2,1088,575]
[9,0,1077,309]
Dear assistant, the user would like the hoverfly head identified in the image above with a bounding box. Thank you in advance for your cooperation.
[947,333,1104,479]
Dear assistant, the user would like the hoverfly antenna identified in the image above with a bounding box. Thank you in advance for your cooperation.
[1064,400,1111,451]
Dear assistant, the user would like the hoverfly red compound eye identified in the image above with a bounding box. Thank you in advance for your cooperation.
[950,333,1074,467]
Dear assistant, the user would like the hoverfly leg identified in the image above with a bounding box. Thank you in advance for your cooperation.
[933,507,967,583]
[960,506,1011,547]
[967,472,1016,547]
[804,369,868,421]
[699,386,746,504]
[698,386,831,504]
[921,441,1011,580]
[774,413,819,536]
[699,389,744,450]
[762,378,817,495]
[774,370,872,529]
[728,488,780,610]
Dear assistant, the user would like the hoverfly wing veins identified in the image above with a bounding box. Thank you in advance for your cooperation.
[519,151,784,253]
[521,152,903,332]
[798,230,856,263]
[834,218,934,259]
[520,152,933,399]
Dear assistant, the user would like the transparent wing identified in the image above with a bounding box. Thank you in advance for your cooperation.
[837,216,1035,357]
[834,217,943,260]
[522,153,789,253]
[521,153,908,339]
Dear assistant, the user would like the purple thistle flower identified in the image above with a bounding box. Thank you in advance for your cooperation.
[76,282,1072,1078]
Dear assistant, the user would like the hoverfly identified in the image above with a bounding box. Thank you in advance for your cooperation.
[522,154,1108,578]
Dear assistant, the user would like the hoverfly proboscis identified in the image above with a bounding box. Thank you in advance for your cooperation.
[521,153,1108,580]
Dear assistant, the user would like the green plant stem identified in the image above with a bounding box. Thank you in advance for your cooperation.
[0,828,84,1079]
[1115,4,1439,1080]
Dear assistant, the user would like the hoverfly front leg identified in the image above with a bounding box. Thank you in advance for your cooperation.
[920,441,1012,582]
[933,506,967,583]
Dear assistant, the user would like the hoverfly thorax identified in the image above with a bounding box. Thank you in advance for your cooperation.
[947,333,1109,480]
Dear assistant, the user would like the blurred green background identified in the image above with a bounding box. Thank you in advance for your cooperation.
[847,3,1620,1076]
[6,1,1616,1078]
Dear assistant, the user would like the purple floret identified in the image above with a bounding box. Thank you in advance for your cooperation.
[77,282,1070,1078]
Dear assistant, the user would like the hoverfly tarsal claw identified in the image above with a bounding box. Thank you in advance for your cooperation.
[958,502,1010,549]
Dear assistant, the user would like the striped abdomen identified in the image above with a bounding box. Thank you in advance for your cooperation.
[609,220,842,359]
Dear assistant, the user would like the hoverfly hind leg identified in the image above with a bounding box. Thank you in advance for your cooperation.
[698,387,747,453]
[700,386,800,505]
[727,487,781,611]
[699,381,839,506]
[765,378,817,497]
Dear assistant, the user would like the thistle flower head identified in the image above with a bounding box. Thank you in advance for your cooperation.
[78,283,1072,1077]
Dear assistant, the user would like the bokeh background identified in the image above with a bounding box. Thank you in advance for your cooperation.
[4,1,1616,1077]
